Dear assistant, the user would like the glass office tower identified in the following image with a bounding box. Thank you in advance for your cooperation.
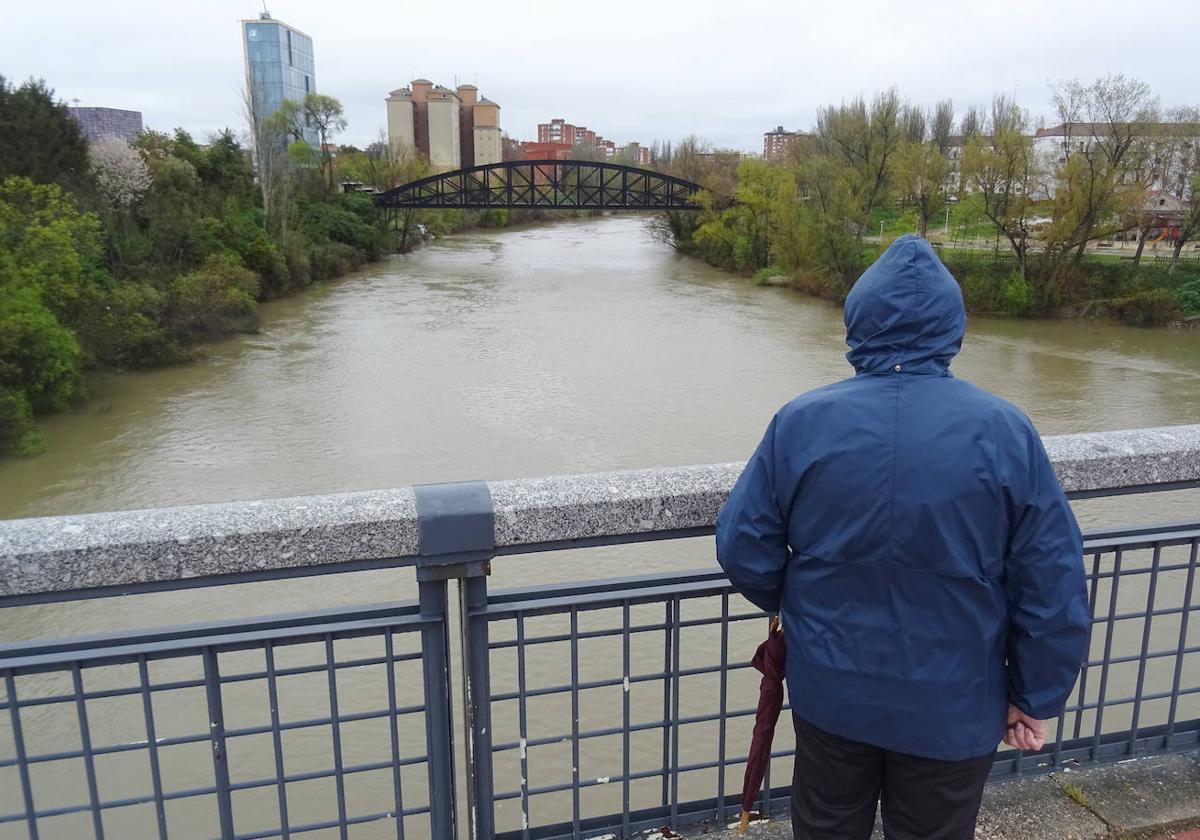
[242,13,318,146]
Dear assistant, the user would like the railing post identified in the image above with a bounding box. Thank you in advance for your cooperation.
[415,481,496,840]
[418,575,458,840]
[461,574,496,840]
[202,648,236,839]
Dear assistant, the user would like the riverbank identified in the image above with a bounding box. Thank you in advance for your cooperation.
[676,238,1200,328]
[694,753,1200,840]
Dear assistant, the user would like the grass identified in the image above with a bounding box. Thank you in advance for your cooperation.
[1061,780,1091,809]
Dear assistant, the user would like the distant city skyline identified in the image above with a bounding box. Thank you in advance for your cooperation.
[2,0,1194,152]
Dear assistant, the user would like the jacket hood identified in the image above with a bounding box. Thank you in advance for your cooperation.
[844,235,966,375]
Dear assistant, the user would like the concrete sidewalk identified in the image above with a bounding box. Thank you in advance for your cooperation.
[667,752,1200,840]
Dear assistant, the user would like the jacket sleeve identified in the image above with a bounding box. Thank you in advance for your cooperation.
[716,415,789,614]
[1004,428,1090,720]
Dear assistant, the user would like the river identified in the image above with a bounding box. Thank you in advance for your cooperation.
[1,215,1198,838]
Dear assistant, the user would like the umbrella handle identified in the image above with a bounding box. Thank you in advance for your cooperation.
[737,810,751,835]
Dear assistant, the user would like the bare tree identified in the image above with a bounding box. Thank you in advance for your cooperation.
[1165,106,1200,273]
[815,89,905,221]
[242,82,293,241]
[902,106,927,144]
[959,105,983,140]
[1045,75,1158,266]
[931,100,955,154]
[894,140,950,236]
[962,97,1041,279]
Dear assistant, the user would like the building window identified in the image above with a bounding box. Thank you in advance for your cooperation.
[287,30,293,65]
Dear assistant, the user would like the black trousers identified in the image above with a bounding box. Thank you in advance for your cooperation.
[790,714,994,840]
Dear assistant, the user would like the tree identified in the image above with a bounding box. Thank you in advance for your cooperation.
[0,176,106,326]
[89,136,152,207]
[244,83,295,240]
[0,76,89,185]
[1045,75,1158,269]
[931,100,955,154]
[1165,107,1200,273]
[814,90,905,222]
[893,140,950,236]
[961,97,1041,280]
[267,93,348,192]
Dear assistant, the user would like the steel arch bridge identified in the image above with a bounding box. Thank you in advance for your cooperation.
[374,160,702,211]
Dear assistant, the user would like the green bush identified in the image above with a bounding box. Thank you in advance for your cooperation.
[281,231,312,289]
[301,199,378,257]
[0,386,43,455]
[998,271,1034,316]
[752,266,789,286]
[238,230,290,298]
[479,209,509,228]
[0,285,82,413]
[1176,275,1200,316]
[167,254,260,342]
[72,281,180,368]
[1111,288,1181,327]
[307,241,363,282]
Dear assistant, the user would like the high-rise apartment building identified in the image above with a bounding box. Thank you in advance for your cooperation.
[67,107,143,143]
[386,80,502,172]
[242,12,317,146]
[763,126,800,161]
[538,118,576,146]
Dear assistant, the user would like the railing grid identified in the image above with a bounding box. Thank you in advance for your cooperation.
[472,528,1200,840]
[0,603,446,840]
[476,570,794,840]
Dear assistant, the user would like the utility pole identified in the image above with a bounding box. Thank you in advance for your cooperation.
[944,205,951,235]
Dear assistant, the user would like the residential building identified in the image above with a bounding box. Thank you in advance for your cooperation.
[763,126,800,161]
[67,107,143,143]
[528,117,650,164]
[1033,122,1200,196]
[426,85,461,171]
[386,79,503,173]
[520,142,573,161]
[574,126,597,148]
[472,97,502,167]
[538,118,576,146]
[242,12,318,147]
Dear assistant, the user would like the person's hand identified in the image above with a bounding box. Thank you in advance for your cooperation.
[1004,704,1046,751]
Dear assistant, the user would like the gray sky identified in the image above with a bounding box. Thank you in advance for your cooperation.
[2,0,1194,151]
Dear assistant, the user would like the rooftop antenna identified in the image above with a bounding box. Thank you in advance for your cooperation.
[260,1,271,19]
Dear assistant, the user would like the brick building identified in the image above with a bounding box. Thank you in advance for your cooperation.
[763,126,801,161]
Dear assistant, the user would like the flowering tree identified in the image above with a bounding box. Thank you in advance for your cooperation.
[89,136,152,207]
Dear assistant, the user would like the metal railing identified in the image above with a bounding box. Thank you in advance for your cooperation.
[2,425,1199,840]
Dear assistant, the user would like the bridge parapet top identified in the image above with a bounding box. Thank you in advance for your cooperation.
[2,424,1199,602]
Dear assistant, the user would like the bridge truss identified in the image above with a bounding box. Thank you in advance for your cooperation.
[375,159,702,211]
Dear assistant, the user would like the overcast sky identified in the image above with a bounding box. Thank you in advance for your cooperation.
[2,0,1194,151]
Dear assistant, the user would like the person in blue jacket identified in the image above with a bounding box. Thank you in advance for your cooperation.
[716,235,1089,840]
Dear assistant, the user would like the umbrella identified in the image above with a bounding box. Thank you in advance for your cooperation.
[737,617,786,835]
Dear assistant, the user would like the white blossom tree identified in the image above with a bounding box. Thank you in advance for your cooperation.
[89,136,152,207]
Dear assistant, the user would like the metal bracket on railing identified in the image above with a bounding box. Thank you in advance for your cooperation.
[414,479,497,840]
[413,480,495,581]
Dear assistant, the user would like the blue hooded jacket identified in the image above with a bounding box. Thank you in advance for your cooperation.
[716,235,1089,761]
